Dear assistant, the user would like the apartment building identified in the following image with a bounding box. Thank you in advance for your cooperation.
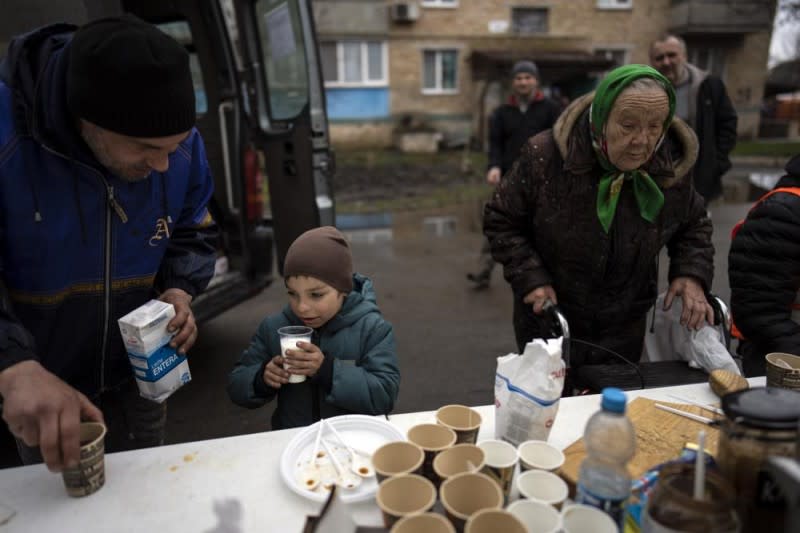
[313,0,777,148]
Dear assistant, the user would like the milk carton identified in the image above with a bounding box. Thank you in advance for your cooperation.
[117,300,191,403]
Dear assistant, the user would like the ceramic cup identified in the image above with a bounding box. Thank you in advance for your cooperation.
[376,473,437,529]
[477,439,518,503]
[439,471,503,532]
[516,469,569,510]
[61,422,107,497]
[517,439,565,472]
[407,423,457,482]
[506,499,562,533]
[561,503,618,533]
[464,508,526,533]
[433,443,485,483]
[390,512,456,533]
[436,404,482,444]
[372,440,425,483]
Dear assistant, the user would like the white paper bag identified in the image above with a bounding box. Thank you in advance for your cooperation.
[494,337,565,446]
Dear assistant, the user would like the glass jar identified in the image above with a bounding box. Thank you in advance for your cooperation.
[717,387,800,532]
[642,463,739,532]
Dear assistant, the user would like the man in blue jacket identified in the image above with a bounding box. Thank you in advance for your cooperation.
[0,16,217,471]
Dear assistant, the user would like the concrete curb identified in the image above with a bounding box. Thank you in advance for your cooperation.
[730,155,789,168]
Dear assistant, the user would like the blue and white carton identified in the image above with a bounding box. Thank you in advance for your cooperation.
[117,300,191,403]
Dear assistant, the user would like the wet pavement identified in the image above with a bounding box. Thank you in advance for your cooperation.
[0,191,764,468]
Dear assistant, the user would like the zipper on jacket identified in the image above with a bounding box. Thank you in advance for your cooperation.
[38,143,130,393]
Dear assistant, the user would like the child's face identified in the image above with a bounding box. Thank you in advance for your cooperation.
[285,275,345,329]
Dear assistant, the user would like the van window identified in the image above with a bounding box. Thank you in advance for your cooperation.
[156,20,208,115]
[254,0,309,120]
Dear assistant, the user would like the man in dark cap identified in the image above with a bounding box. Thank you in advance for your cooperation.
[0,15,218,471]
[467,60,561,289]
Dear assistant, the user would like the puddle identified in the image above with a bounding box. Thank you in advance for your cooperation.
[336,203,478,243]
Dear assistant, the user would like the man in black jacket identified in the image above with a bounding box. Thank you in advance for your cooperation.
[729,154,800,376]
[649,34,738,205]
[467,60,560,289]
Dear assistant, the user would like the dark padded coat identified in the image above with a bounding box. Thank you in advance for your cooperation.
[484,93,714,368]
[729,154,800,376]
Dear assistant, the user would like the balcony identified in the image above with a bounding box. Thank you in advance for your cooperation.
[670,0,775,35]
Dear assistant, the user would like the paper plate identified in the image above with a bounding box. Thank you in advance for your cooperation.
[280,414,405,503]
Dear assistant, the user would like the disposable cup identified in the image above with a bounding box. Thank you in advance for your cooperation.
[407,423,457,482]
[440,471,503,532]
[390,512,456,533]
[372,440,425,483]
[477,439,518,503]
[561,503,618,533]
[376,473,437,529]
[61,422,107,497]
[464,508,526,533]
[506,499,561,533]
[433,443,485,481]
[516,469,569,509]
[436,404,482,444]
[517,439,565,472]
[766,352,800,390]
[278,325,313,384]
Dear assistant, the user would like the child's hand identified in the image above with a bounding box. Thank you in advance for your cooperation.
[264,355,290,388]
[283,341,325,376]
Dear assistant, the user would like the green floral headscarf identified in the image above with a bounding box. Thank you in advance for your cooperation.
[589,64,676,233]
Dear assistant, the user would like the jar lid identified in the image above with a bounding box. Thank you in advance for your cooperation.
[722,387,800,429]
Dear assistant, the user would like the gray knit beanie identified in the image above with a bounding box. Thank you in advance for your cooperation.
[511,60,539,79]
[283,226,354,293]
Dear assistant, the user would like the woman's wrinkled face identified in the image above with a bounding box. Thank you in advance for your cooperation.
[605,88,670,172]
[286,275,345,329]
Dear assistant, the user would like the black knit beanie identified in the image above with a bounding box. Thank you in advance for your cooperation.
[284,226,354,293]
[511,60,539,79]
[67,15,196,137]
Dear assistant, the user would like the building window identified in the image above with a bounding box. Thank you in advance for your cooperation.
[512,8,548,34]
[422,49,458,93]
[688,46,726,78]
[321,41,387,87]
[594,48,628,68]
[421,0,458,7]
[597,0,632,9]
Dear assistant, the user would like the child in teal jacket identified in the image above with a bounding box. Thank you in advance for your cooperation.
[227,226,400,429]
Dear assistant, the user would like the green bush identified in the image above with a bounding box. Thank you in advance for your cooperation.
[731,141,800,158]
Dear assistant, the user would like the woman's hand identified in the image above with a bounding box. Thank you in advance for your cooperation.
[283,341,325,377]
[523,285,558,315]
[664,276,714,330]
[263,355,290,389]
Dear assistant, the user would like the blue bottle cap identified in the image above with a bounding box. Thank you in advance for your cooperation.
[601,387,627,413]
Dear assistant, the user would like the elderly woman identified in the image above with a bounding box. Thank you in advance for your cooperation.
[484,65,715,384]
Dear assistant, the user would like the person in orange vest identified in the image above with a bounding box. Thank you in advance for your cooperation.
[729,154,800,376]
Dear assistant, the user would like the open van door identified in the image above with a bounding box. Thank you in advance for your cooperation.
[232,0,335,272]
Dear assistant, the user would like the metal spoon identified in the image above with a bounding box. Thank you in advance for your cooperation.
[323,419,375,478]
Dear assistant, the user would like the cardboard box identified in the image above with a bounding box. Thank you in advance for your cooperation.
[118,300,191,403]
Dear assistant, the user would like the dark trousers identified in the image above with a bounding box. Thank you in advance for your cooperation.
[13,378,167,465]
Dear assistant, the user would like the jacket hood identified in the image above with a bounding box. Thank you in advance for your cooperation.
[783,153,800,180]
[0,23,90,159]
[281,273,380,334]
[552,92,698,189]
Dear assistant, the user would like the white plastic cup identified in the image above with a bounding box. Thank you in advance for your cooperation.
[516,470,569,510]
[506,499,561,533]
[278,326,313,384]
[561,503,618,533]
[517,440,565,472]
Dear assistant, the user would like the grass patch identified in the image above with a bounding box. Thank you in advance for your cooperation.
[732,140,800,158]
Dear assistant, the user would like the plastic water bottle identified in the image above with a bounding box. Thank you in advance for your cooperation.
[576,387,636,528]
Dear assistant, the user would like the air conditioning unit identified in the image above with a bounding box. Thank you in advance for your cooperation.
[390,2,419,23]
